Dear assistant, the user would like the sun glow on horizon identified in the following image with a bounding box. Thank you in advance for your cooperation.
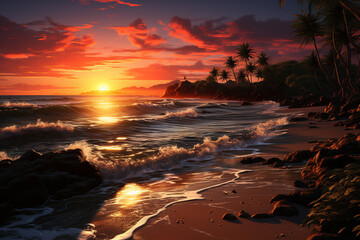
[98,84,110,92]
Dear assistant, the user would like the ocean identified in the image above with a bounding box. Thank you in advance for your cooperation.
[0,95,292,239]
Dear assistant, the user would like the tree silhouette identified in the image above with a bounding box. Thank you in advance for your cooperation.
[225,56,238,82]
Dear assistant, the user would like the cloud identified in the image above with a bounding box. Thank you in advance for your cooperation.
[0,15,131,78]
[167,15,298,55]
[111,18,166,48]
[78,0,142,7]
[124,61,210,80]
[0,83,77,91]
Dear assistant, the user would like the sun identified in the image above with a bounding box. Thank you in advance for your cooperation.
[98,84,110,92]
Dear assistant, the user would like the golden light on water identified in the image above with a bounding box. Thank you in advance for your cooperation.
[98,145,123,151]
[98,116,118,124]
[115,183,149,207]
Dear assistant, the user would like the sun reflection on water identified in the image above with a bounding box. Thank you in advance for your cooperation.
[98,116,118,124]
[115,183,149,207]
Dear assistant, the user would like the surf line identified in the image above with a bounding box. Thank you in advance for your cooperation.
[111,169,252,240]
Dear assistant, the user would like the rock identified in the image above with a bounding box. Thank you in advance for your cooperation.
[290,116,307,122]
[0,148,103,220]
[284,150,314,163]
[270,194,289,203]
[238,210,251,218]
[264,158,281,165]
[294,180,308,188]
[271,201,298,217]
[319,154,355,169]
[240,157,265,164]
[288,189,321,207]
[231,189,237,194]
[222,213,237,221]
[0,159,13,168]
[307,233,340,240]
[17,150,42,162]
[272,161,284,168]
[251,213,273,219]
[7,173,49,208]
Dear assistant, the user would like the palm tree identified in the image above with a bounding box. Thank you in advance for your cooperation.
[292,9,334,91]
[304,51,328,94]
[279,0,360,22]
[257,52,270,69]
[236,42,255,65]
[237,69,247,85]
[220,70,230,83]
[246,62,256,83]
[225,56,238,82]
[209,67,220,82]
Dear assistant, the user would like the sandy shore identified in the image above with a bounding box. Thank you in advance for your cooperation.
[131,106,360,240]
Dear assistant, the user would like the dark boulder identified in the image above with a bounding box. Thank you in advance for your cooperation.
[0,148,103,221]
[319,154,355,169]
[284,150,314,163]
[294,180,308,188]
[264,157,281,165]
[290,116,308,122]
[17,149,42,162]
[240,157,265,164]
[238,210,251,218]
[222,213,237,221]
[271,201,298,217]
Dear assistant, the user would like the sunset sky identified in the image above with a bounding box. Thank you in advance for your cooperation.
[0,0,309,95]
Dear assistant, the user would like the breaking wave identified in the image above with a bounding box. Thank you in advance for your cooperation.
[67,117,288,179]
[160,108,198,119]
[0,119,74,138]
[0,102,38,108]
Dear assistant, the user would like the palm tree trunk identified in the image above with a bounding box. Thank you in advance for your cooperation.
[232,68,237,83]
[340,0,360,22]
[313,38,333,92]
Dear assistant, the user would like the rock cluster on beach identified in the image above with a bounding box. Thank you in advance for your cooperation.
[0,149,102,222]
[238,131,360,240]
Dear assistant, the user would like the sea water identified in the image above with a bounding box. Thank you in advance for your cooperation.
[0,95,291,239]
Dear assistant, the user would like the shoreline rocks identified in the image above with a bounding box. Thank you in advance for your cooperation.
[0,148,103,222]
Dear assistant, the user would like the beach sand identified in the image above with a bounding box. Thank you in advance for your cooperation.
[131,106,360,240]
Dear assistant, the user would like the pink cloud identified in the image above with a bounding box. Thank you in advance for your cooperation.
[78,0,142,7]
[111,18,166,48]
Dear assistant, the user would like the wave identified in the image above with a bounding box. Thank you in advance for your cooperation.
[67,117,288,180]
[0,151,10,160]
[0,119,74,138]
[160,108,198,119]
[0,102,38,108]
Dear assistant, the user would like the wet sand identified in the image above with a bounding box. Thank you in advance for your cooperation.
[131,106,360,240]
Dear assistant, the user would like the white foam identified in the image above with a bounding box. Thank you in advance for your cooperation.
[65,117,289,180]
[160,108,198,119]
[0,119,74,138]
[0,151,10,160]
[111,170,250,240]
[0,101,38,108]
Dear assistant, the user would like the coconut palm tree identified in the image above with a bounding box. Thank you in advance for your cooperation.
[279,0,360,22]
[292,9,334,91]
[246,62,256,83]
[257,52,270,69]
[236,42,255,65]
[237,69,247,85]
[209,67,220,82]
[225,56,238,82]
[304,51,328,94]
[220,70,230,83]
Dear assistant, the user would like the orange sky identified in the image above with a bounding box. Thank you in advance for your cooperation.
[0,0,309,95]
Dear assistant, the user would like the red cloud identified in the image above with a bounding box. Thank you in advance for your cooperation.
[111,18,166,48]
[0,15,135,79]
[78,0,142,7]
[167,15,310,61]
